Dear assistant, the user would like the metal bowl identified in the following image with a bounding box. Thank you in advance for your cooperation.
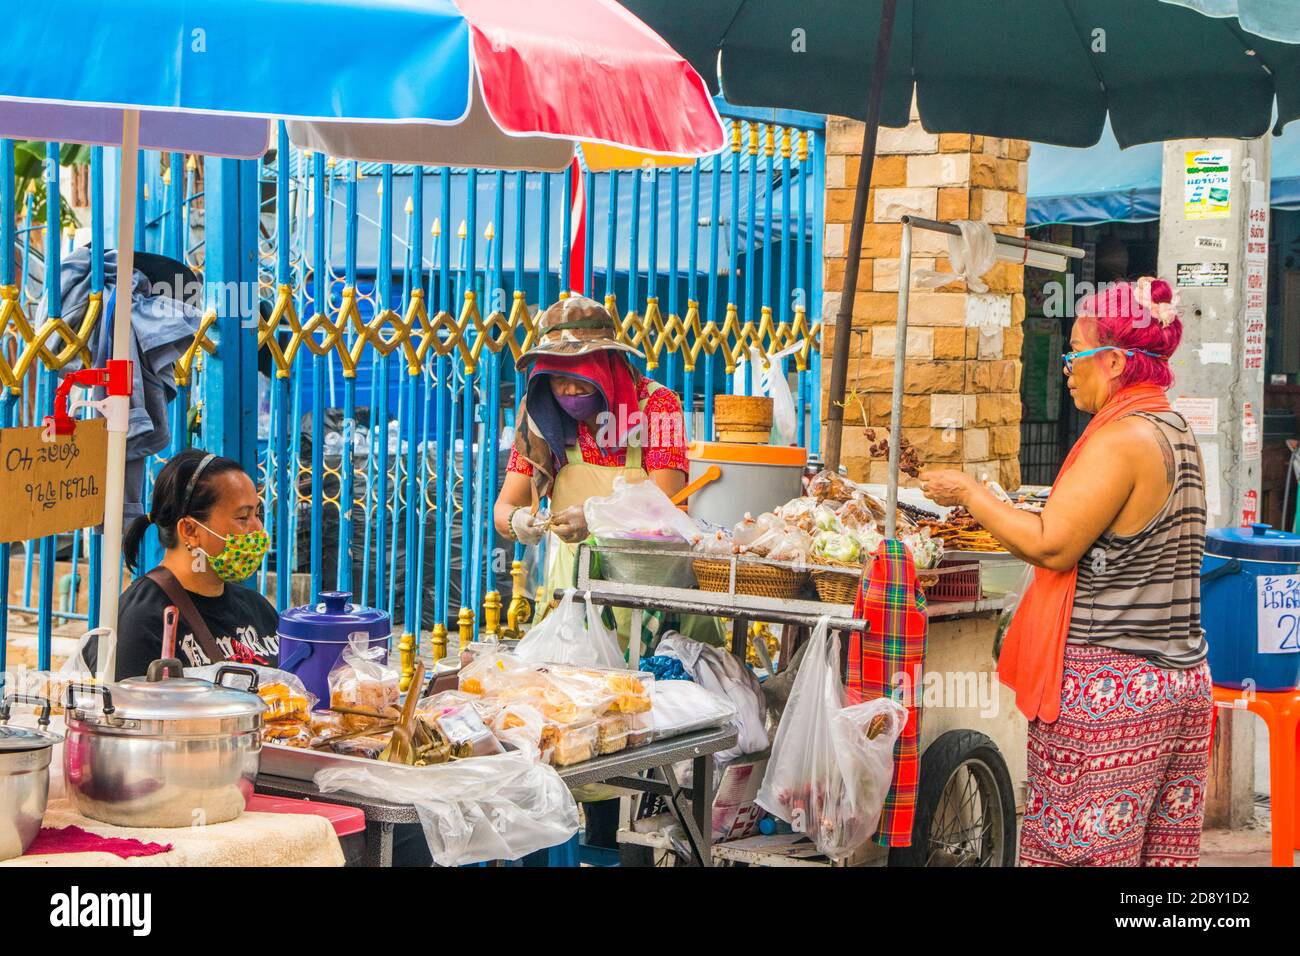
[0,695,63,861]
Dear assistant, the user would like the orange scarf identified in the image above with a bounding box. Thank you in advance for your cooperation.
[998,383,1173,723]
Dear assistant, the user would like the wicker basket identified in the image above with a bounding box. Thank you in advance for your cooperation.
[811,568,863,605]
[692,557,808,599]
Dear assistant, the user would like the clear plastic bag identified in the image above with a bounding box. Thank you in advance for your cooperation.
[584,475,701,544]
[327,635,400,731]
[186,662,318,729]
[314,751,580,867]
[755,616,907,861]
[655,633,768,764]
[515,589,625,670]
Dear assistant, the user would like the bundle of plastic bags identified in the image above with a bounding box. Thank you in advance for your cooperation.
[514,589,625,670]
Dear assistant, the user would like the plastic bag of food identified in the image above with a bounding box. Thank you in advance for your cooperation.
[900,527,944,570]
[188,662,317,713]
[755,616,907,860]
[584,475,701,544]
[836,495,885,532]
[460,652,615,727]
[514,589,625,669]
[806,469,858,504]
[812,530,861,565]
[327,635,400,731]
[764,527,813,564]
[487,702,549,759]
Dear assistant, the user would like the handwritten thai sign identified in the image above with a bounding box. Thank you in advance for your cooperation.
[0,419,107,543]
[1257,574,1300,654]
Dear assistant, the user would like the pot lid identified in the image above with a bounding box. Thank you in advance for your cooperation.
[0,723,62,752]
[1206,523,1300,562]
[102,675,265,722]
[279,591,390,642]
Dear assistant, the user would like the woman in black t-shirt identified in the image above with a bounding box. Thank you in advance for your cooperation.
[87,448,279,679]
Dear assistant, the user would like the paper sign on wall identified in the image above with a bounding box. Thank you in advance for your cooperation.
[1257,574,1300,654]
[0,419,107,543]
[1177,261,1230,287]
[1184,150,1231,220]
[1243,402,1261,459]
[1244,261,1267,373]
[1196,342,1232,365]
[1173,396,1218,435]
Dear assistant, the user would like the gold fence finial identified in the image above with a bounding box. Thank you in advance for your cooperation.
[483,591,502,641]
[430,623,448,662]
[506,560,532,635]
[398,631,416,692]
[457,606,475,651]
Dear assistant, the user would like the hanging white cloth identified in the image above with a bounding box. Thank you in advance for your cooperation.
[912,219,997,293]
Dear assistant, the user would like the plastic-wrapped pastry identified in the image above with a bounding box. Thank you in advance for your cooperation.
[257,682,312,724]
[595,714,630,755]
[550,723,598,766]
[329,734,392,760]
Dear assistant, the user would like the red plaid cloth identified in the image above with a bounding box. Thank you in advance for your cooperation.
[847,539,928,848]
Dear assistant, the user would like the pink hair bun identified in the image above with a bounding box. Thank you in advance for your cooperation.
[1149,279,1173,304]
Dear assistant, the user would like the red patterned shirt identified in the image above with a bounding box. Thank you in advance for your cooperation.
[508,377,688,476]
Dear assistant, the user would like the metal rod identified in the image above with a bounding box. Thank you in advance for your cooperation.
[899,215,1085,259]
[823,0,898,472]
[885,220,912,542]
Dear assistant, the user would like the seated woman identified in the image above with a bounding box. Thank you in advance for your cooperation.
[85,448,278,679]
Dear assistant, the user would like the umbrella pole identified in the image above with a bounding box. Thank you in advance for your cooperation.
[883,220,911,541]
[822,0,898,473]
[96,107,141,680]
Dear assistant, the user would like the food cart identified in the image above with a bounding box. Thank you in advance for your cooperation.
[572,541,1025,866]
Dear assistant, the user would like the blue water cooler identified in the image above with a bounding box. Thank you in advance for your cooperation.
[1202,523,1300,691]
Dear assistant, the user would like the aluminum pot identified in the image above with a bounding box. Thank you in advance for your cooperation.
[63,660,264,828]
[0,694,63,861]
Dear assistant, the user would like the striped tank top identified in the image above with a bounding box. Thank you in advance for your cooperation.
[1066,410,1208,669]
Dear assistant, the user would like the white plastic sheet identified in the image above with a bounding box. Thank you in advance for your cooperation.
[656,632,768,764]
[583,475,701,543]
[913,219,996,293]
[756,616,907,860]
[314,751,579,867]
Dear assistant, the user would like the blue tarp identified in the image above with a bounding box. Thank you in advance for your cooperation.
[1028,119,1300,226]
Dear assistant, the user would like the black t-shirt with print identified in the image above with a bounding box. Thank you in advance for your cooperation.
[84,575,280,680]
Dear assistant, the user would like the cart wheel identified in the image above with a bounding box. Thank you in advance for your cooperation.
[888,730,1017,867]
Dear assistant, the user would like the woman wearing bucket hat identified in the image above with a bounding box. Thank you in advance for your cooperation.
[493,295,689,596]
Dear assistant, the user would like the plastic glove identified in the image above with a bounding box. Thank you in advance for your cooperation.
[510,508,546,545]
[549,505,589,544]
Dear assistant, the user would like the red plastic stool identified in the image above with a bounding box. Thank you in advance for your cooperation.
[1212,685,1300,867]
[245,794,366,838]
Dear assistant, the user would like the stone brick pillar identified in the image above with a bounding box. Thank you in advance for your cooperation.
[821,107,1030,490]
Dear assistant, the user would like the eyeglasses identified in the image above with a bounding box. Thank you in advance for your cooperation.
[1061,345,1165,375]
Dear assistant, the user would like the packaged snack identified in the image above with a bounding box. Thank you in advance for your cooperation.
[329,735,392,761]
[595,714,629,755]
[258,682,312,724]
[806,470,857,504]
[550,722,598,766]
[328,635,400,731]
[431,703,504,758]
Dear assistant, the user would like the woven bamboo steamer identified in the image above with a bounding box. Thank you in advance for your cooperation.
[714,395,773,431]
[717,428,772,445]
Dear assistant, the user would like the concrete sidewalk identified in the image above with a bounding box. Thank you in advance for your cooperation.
[1201,807,1296,866]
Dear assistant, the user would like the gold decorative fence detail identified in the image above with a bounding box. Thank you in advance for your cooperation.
[2,281,820,387]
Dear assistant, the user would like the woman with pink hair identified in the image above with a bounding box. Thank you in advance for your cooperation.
[921,277,1212,866]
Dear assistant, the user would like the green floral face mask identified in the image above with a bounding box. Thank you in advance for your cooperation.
[193,521,270,582]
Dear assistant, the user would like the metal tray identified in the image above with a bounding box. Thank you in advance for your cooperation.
[259,741,440,783]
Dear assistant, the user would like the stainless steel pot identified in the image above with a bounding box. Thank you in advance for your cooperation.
[63,660,264,828]
[0,694,63,861]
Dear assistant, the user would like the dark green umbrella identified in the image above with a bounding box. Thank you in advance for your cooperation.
[621,0,1300,467]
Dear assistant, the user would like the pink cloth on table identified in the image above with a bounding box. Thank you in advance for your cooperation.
[27,825,172,859]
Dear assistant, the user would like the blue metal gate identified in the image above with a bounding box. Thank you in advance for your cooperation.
[1,105,824,682]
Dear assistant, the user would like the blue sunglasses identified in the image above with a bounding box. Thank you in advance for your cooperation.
[1062,345,1165,374]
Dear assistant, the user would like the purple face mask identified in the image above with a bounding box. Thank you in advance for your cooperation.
[555,391,605,421]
